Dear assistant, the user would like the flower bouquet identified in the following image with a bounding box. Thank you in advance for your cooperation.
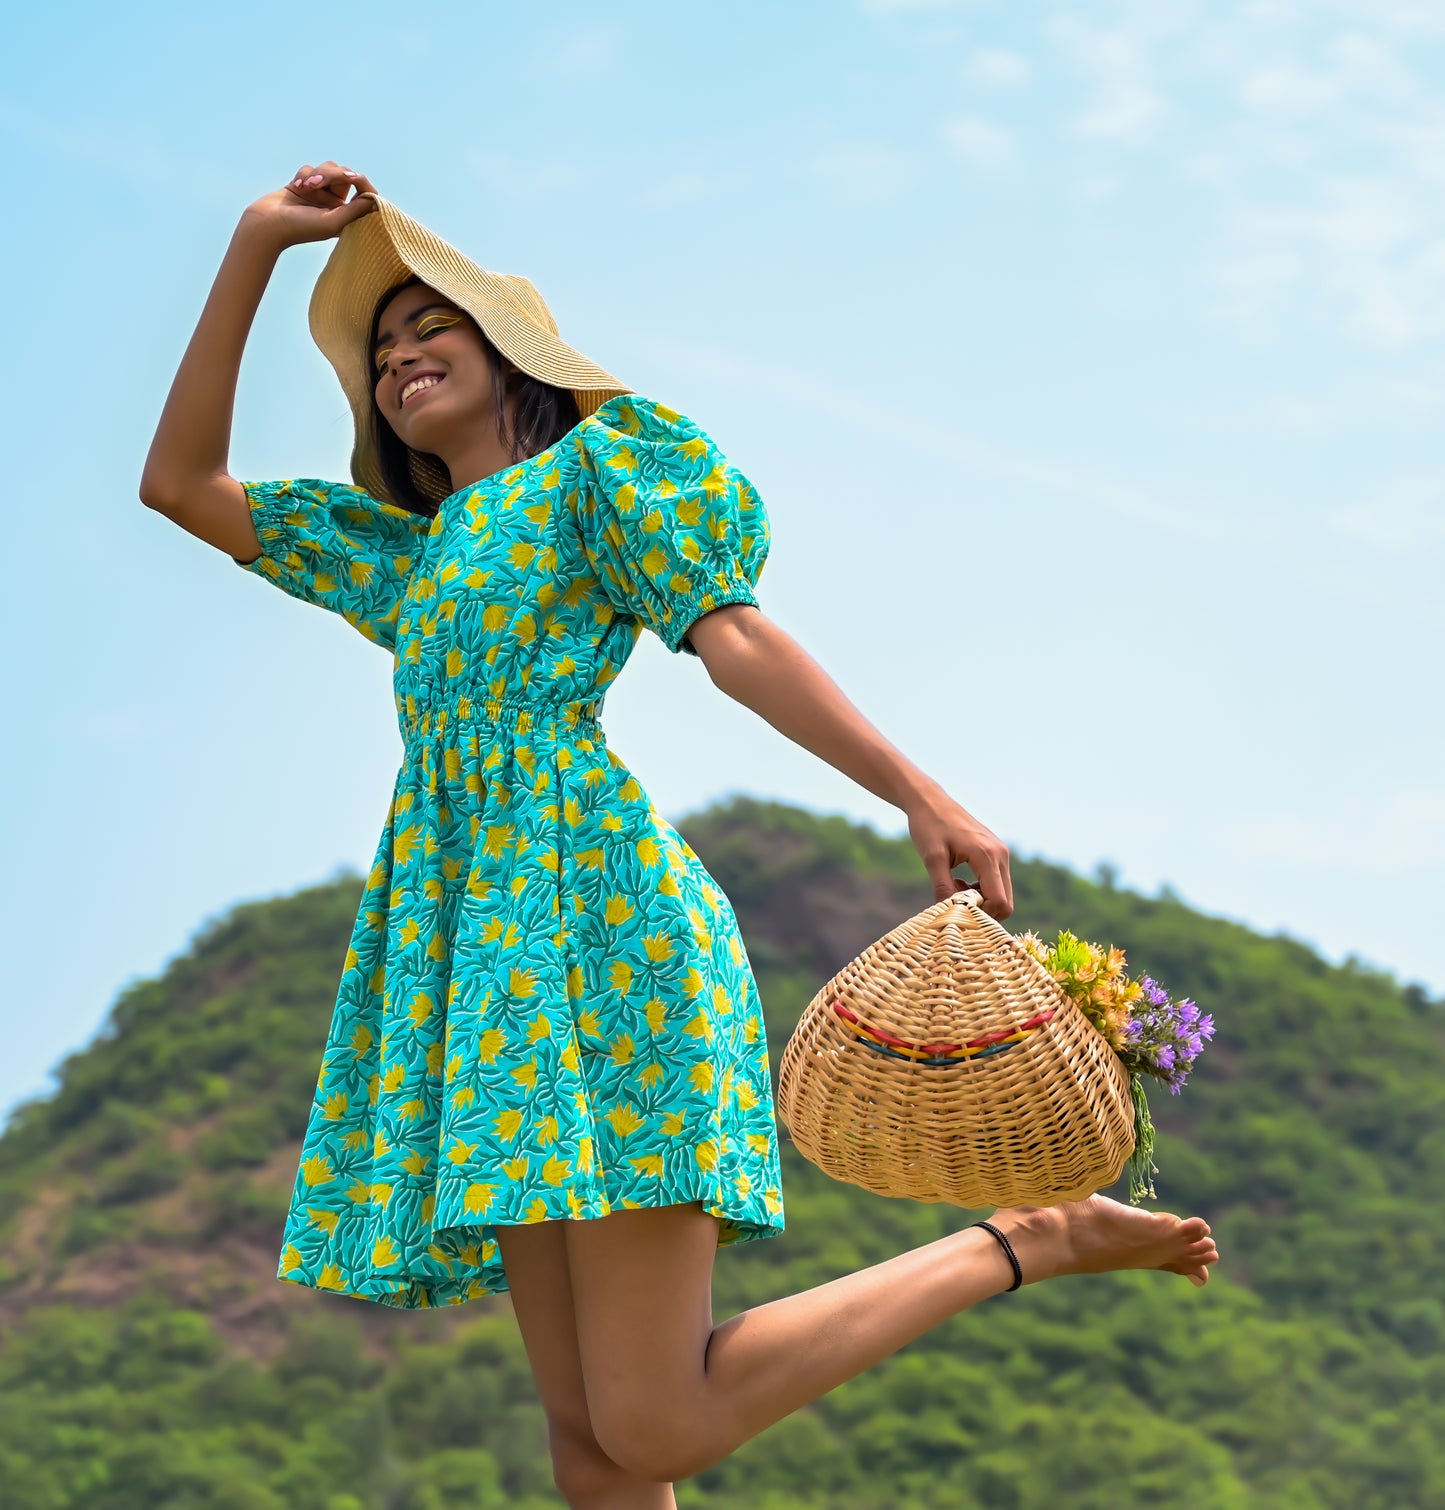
[1016,931,1215,1202]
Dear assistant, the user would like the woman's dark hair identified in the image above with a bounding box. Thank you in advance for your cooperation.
[368,274,582,515]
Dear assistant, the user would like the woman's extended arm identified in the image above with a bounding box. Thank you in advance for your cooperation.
[139,160,378,562]
[687,605,1015,919]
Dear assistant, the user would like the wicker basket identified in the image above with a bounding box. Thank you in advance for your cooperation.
[775,888,1135,1208]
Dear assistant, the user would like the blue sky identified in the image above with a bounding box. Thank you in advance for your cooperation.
[4,0,1442,1125]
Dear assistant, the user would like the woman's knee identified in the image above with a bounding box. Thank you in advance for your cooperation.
[588,1405,702,1485]
[550,1417,666,1503]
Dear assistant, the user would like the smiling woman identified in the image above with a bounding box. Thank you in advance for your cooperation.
[367,273,583,516]
[136,158,1216,1508]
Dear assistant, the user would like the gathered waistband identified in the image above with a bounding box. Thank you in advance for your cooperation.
[397,683,605,748]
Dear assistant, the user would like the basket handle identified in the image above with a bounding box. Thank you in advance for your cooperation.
[927,886,986,925]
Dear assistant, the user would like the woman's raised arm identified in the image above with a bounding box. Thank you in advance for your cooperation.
[138,160,377,562]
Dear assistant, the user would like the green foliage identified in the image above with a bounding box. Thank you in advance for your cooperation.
[1,795,1442,1506]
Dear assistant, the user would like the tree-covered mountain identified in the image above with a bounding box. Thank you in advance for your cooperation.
[2,796,1442,1508]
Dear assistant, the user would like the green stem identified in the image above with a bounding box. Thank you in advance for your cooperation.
[1126,1071,1158,1204]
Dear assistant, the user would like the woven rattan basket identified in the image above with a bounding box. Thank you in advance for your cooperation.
[775,888,1136,1208]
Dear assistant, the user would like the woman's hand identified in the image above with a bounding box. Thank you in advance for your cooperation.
[239,160,379,251]
[906,785,1014,919]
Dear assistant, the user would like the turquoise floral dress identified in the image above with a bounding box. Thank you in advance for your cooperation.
[235,394,785,1308]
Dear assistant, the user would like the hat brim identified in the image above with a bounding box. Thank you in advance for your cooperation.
[308,193,630,505]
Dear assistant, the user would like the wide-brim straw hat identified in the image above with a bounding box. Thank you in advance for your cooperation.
[308,193,631,507]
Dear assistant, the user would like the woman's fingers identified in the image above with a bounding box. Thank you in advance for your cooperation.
[907,796,1014,919]
[285,160,366,207]
[331,190,378,226]
[967,839,1013,919]
[305,160,349,201]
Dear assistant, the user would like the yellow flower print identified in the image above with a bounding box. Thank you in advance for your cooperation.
[605,1103,644,1137]
[372,1236,401,1267]
[301,1156,334,1187]
[247,401,784,1310]
[541,1156,571,1186]
[464,1183,497,1214]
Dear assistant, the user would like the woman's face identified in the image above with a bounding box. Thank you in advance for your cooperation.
[371,283,499,455]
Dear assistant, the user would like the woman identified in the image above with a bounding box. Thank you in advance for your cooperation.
[141,160,1219,1508]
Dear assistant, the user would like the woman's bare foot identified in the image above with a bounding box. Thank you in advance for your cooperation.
[988,1196,1219,1288]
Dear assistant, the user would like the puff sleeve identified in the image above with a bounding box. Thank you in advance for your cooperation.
[232,479,435,652]
[573,396,771,657]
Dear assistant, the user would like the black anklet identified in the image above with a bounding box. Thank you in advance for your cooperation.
[973,1220,1023,1292]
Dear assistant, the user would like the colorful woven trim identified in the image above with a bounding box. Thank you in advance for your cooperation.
[830,999,1057,1066]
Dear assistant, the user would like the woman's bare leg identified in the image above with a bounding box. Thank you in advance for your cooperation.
[564,1195,1218,1485]
[494,1218,678,1510]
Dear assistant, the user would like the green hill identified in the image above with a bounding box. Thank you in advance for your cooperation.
[2,796,1443,1509]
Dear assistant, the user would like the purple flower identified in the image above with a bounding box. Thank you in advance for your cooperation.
[1121,976,1212,1090]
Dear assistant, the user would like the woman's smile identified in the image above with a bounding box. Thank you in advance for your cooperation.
[399,370,445,407]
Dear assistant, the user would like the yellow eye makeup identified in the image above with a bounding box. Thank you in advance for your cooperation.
[416,312,462,336]
[374,310,463,373]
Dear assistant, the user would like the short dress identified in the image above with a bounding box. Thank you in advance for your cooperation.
[234,393,786,1308]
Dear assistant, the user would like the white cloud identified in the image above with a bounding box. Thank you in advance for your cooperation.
[964,47,1032,86]
[1241,33,1419,115]
[1071,172,1122,207]
[1328,470,1445,551]
[1234,791,1445,871]
[810,146,919,204]
[1207,175,1445,349]
[858,0,961,11]
[1074,80,1166,142]
[1264,376,1445,434]
[630,339,1240,541]
[1182,151,1232,184]
[1047,15,1170,145]
[465,149,581,202]
[524,23,619,79]
[946,6,1445,350]
[942,115,1017,170]
[1324,0,1445,37]
[1241,59,1343,113]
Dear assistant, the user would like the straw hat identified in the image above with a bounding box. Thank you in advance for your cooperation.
[307,193,631,506]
